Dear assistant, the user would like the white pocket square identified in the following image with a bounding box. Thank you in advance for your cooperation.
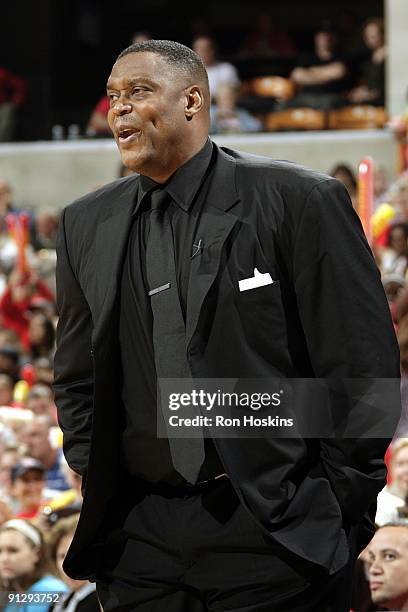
[238,268,274,292]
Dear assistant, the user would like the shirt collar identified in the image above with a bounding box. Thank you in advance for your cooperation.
[134,138,213,214]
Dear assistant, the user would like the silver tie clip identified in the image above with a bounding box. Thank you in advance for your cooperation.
[148,282,171,296]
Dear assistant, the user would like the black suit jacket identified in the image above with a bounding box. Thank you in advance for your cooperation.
[53,143,400,581]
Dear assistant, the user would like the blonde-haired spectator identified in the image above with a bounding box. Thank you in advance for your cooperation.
[376,438,408,525]
[0,518,67,610]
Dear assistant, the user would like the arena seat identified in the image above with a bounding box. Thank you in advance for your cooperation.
[328,105,388,130]
[264,107,326,131]
[250,76,296,100]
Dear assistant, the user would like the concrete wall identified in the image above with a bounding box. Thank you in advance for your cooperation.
[385,0,408,116]
[0,130,397,211]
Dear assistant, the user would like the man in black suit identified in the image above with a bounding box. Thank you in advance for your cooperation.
[53,40,400,611]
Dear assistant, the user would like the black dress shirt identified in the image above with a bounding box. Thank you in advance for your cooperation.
[119,139,224,484]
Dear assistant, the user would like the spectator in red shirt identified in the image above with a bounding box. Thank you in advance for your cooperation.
[0,268,55,354]
[86,95,110,137]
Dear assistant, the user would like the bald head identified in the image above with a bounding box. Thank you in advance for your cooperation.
[368,525,408,610]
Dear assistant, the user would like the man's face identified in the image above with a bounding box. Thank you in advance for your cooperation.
[368,527,408,609]
[107,52,192,179]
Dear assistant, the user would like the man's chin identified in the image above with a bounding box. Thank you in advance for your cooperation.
[371,591,392,606]
[119,150,146,175]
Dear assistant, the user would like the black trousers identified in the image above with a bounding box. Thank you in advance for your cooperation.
[95,478,355,611]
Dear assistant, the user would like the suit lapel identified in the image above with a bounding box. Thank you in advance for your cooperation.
[186,147,240,350]
[92,178,138,345]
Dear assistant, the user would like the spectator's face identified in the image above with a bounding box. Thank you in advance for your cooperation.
[192,37,215,66]
[389,227,408,256]
[368,527,408,609]
[12,469,45,510]
[34,364,54,385]
[364,23,383,50]
[21,422,51,460]
[27,396,52,416]
[392,445,408,497]
[107,52,198,178]
[28,315,47,346]
[36,213,57,238]
[314,31,334,53]
[0,530,39,581]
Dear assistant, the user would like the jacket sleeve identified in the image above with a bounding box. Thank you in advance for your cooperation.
[291,178,401,523]
[53,208,94,478]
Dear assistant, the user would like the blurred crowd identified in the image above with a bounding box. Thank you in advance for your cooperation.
[0,184,100,610]
[86,17,385,138]
[1,12,387,141]
[327,156,408,612]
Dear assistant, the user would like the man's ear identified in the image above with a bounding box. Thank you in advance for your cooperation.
[185,86,204,120]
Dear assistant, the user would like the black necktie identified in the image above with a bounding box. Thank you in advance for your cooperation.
[145,187,205,484]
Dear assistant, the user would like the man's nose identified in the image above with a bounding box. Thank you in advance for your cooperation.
[369,559,383,575]
[112,101,132,115]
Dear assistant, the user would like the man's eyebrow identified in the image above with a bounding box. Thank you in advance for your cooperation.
[380,547,399,555]
[106,77,157,90]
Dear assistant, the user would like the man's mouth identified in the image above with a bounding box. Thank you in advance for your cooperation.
[369,581,383,590]
[117,127,141,144]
